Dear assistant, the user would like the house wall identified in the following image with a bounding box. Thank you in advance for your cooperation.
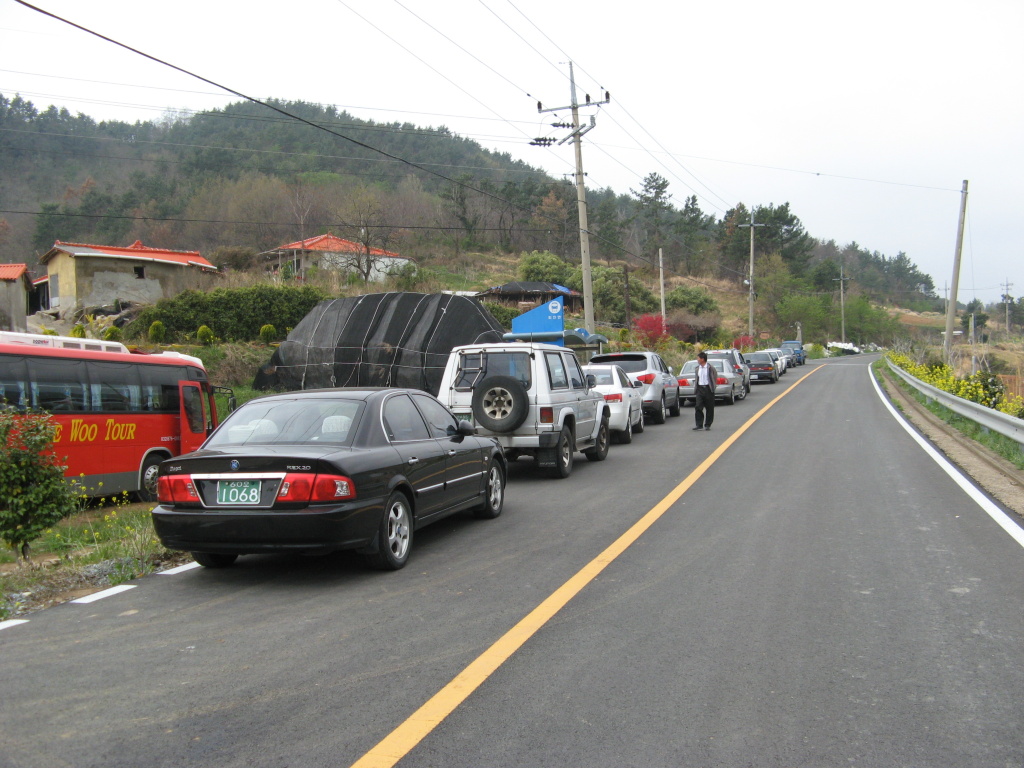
[319,253,411,282]
[47,253,77,311]
[46,254,213,315]
[0,281,28,331]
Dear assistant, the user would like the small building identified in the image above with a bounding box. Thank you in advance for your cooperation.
[38,240,217,316]
[261,233,411,283]
[475,281,584,313]
[0,263,32,332]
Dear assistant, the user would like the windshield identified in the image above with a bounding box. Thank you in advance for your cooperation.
[209,398,364,447]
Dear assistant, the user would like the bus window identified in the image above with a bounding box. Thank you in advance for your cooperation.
[28,357,88,411]
[182,385,206,433]
[88,361,142,412]
[140,365,184,413]
[0,354,28,408]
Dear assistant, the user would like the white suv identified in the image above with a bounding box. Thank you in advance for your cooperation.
[437,342,611,479]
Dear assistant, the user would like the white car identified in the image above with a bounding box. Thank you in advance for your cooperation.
[588,351,681,424]
[582,364,644,444]
[763,349,787,377]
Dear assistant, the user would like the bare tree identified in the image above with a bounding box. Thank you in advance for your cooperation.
[337,185,397,282]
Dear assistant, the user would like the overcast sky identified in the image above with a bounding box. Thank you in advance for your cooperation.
[2,0,1021,304]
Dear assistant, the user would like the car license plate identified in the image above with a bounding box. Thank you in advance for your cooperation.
[217,480,261,505]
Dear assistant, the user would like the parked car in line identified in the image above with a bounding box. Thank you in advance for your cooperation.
[763,349,786,377]
[745,351,778,383]
[437,342,610,478]
[781,340,806,365]
[766,347,794,371]
[153,388,506,571]
[588,351,681,424]
[582,364,644,444]
[677,359,744,405]
[704,349,751,395]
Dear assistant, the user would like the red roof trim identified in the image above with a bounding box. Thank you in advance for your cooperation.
[45,240,215,270]
[274,233,400,258]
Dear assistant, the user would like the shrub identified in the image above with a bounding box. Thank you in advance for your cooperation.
[148,320,166,344]
[633,314,671,349]
[482,302,520,330]
[0,410,78,560]
[103,325,123,342]
[259,324,277,344]
[197,325,215,346]
[40,327,58,336]
[69,324,86,338]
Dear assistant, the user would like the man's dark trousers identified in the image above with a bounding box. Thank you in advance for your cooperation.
[695,384,715,429]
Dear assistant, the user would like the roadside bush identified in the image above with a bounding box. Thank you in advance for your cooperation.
[259,324,277,344]
[127,285,330,342]
[103,325,123,342]
[482,302,519,330]
[70,324,86,338]
[148,321,166,344]
[0,410,78,560]
[197,325,215,345]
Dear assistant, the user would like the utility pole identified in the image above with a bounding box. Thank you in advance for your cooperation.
[739,210,766,338]
[943,180,969,364]
[536,63,610,334]
[1001,278,1013,336]
[833,264,850,343]
[659,247,666,334]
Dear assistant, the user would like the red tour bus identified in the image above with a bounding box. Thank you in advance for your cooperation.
[0,331,229,500]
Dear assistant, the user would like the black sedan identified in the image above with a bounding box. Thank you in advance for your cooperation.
[745,352,779,383]
[153,388,507,570]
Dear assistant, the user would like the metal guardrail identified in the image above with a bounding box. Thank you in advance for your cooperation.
[886,358,1024,447]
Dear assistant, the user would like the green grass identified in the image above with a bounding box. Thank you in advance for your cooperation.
[0,498,186,620]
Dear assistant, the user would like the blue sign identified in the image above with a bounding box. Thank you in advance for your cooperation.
[511,296,565,345]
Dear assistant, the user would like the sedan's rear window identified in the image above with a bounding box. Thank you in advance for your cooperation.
[747,353,772,363]
[209,399,364,446]
[590,355,649,374]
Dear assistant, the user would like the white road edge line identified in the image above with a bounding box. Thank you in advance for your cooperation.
[870,364,1024,549]
[70,584,136,604]
[159,561,201,575]
[0,619,30,631]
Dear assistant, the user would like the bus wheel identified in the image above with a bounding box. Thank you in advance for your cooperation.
[138,455,166,502]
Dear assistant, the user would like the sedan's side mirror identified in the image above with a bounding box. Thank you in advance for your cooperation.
[456,420,477,437]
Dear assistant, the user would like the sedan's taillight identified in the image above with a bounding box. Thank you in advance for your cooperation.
[278,473,356,502]
[158,475,197,503]
[716,377,728,385]
[635,373,656,385]
[604,393,622,403]
[678,377,690,386]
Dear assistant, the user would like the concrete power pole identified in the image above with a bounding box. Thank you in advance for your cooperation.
[833,264,850,343]
[536,63,609,334]
[739,211,766,339]
[943,180,969,364]
[1002,278,1014,336]
[659,247,666,334]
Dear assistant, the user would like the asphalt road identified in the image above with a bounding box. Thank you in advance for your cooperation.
[2,355,1023,768]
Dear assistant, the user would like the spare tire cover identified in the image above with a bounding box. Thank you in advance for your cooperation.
[472,376,529,432]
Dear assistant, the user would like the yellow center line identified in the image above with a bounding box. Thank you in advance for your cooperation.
[350,366,823,768]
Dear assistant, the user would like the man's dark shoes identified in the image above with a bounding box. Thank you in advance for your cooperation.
[692,426,703,431]
[704,426,711,431]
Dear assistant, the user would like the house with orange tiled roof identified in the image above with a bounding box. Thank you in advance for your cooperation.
[260,233,411,283]
[0,263,32,331]
[38,240,217,316]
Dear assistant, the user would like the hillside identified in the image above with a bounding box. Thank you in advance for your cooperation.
[1,92,946,346]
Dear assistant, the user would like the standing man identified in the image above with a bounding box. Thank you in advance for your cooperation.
[692,351,718,431]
